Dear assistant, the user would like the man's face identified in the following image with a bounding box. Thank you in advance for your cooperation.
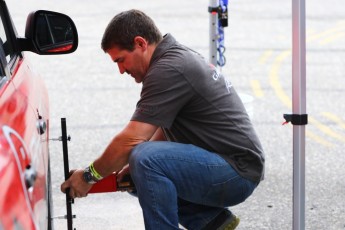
[107,44,148,83]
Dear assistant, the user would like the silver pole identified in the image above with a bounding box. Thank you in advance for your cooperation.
[292,0,306,229]
[209,0,219,66]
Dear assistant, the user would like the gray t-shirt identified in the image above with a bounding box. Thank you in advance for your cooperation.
[131,34,264,183]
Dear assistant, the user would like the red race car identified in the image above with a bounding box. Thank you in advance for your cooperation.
[0,0,78,229]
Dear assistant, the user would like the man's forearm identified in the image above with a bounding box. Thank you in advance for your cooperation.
[92,135,134,178]
[90,121,158,178]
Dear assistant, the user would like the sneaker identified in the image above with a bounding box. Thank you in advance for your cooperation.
[218,213,240,230]
[202,209,240,230]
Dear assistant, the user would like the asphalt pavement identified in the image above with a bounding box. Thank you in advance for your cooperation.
[8,0,345,229]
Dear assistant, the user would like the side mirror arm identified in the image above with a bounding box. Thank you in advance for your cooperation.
[17,38,37,53]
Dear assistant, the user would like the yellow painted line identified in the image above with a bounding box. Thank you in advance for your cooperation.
[322,112,345,130]
[269,50,292,108]
[306,130,333,148]
[269,51,334,147]
[307,23,345,42]
[250,80,264,98]
[267,22,345,146]
[319,32,345,45]
[308,116,345,142]
[259,50,273,64]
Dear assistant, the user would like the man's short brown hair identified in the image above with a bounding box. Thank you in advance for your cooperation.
[101,9,162,52]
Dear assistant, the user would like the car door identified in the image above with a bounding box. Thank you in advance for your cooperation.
[0,3,50,229]
[1,2,78,228]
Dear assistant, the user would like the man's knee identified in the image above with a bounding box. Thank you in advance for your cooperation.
[130,142,153,162]
[129,141,163,172]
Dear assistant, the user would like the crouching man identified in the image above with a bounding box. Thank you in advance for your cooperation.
[61,9,265,230]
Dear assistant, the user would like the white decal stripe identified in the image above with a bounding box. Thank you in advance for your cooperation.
[2,125,38,230]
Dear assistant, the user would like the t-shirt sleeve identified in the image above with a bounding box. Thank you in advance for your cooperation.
[131,63,192,128]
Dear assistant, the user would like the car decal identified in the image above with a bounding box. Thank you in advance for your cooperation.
[2,125,38,230]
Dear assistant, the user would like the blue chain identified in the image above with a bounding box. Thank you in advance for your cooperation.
[217,0,228,67]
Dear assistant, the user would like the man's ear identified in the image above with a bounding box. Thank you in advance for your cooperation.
[134,36,148,50]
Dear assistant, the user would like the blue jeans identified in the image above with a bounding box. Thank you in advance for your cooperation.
[129,141,257,230]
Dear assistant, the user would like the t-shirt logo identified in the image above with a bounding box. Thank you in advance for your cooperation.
[211,69,232,94]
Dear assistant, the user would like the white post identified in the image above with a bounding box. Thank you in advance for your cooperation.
[209,0,219,66]
[292,0,306,229]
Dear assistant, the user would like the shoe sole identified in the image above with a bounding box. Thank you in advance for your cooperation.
[219,216,240,230]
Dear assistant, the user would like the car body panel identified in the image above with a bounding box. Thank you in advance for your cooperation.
[0,56,49,229]
[0,0,78,228]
